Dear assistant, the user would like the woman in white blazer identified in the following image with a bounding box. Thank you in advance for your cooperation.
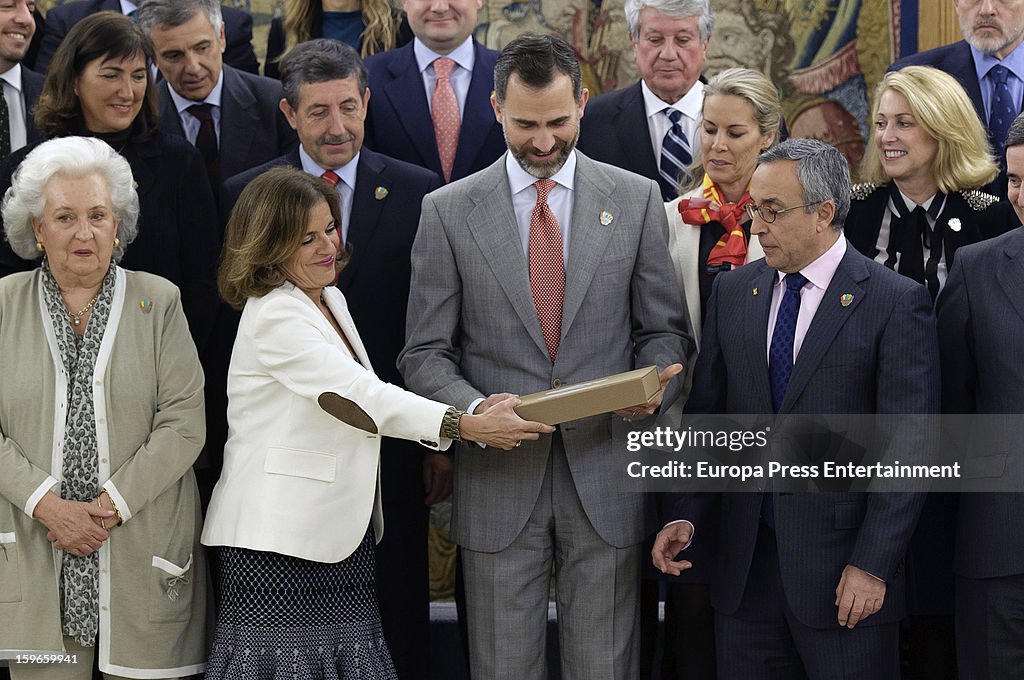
[201,167,552,680]
[660,67,781,680]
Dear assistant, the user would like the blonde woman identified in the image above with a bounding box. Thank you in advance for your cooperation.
[849,65,1016,302]
[265,0,411,78]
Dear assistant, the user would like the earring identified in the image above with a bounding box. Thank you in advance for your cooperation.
[114,237,120,248]
[35,241,43,252]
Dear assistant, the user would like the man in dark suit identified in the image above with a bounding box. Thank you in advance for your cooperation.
[35,0,259,75]
[936,113,1024,680]
[0,0,43,159]
[222,40,442,680]
[138,0,295,189]
[653,138,938,679]
[578,0,711,201]
[363,0,504,183]
[890,0,1024,196]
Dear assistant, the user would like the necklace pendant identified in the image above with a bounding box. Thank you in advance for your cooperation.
[73,316,80,325]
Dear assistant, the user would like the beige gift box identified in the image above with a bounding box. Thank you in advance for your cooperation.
[514,366,660,426]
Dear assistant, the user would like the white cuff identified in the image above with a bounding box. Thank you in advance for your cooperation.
[102,481,132,523]
[24,476,59,518]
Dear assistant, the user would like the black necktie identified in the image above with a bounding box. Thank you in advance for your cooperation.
[0,86,11,159]
[884,186,945,300]
[187,103,219,186]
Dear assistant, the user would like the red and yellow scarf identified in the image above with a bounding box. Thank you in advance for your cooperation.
[677,174,751,268]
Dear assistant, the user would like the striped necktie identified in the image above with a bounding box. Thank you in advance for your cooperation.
[659,108,692,200]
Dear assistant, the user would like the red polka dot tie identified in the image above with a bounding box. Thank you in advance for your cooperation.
[529,179,564,362]
[431,58,460,183]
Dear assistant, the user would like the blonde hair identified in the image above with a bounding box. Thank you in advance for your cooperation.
[860,66,998,192]
[680,67,782,195]
[219,167,347,309]
[280,0,399,60]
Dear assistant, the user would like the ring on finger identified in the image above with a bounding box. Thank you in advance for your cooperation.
[514,440,521,447]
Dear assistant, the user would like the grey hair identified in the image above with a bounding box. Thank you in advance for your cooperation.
[136,0,224,37]
[280,39,367,109]
[2,137,140,261]
[624,0,713,42]
[759,138,850,229]
[1006,112,1024,150]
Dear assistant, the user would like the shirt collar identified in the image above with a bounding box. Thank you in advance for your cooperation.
[893,186,945,219]
[505,148,578,196]
[775,233,847,291]
[169,69,224,114]
[0,63,22,92]
[414,36,475,74]
[640,79,703,122]
[300,145,360,189]
[120,0,138,15]
[972,41,1024,83]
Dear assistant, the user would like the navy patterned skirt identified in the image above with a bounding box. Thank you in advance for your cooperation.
[205,529,397,680]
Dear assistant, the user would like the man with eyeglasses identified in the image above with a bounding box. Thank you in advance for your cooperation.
[652,138,938,679]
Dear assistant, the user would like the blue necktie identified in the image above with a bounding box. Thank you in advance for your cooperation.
[659,109,692,201]
[763,272,807,529]
[989,64,1017,155]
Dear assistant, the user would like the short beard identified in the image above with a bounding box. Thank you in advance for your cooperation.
[506,134,577,179]
[962,18,1021,56]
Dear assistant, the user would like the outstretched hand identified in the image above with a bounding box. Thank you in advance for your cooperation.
[651,520,694,576]
[460,396,555,450]
[615,363,684,420]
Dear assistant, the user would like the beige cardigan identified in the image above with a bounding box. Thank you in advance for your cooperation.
[0,267,207,678]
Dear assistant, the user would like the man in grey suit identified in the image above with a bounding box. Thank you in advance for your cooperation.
[399,33,692,680]
[936,113,1024,680]
[137,0,295,190]
[653,139,937,679]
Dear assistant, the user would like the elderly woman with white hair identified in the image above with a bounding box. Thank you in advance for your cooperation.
[0,136,207,680]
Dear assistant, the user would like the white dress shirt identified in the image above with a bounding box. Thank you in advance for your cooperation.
[640,79,703,162]
[505,149,577,263]
[167,69,225,145]
[300,145,358,244]
[0,64,27,153]
[413,36,475,115]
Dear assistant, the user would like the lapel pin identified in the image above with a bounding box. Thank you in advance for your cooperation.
[948,217,962,232]
[139,299,153,314]
[752,287,759,296]
[599,210,613,226]
[840,293,854,307]
[374,186,389,200]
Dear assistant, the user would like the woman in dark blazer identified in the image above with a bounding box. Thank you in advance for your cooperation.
[264,0,412,78]
[848,64,1016,680]
[848,66,1016,305]
[0,12,220,356]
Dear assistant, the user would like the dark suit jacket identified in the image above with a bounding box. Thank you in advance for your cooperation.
[936,227,1024,579]
[36,0,259,75]
[24,8,44,72]
[578,82,664,197]
[158,64,295,185]
[222,146,442,494]
[21,67,44,147]
[669,245,938,629]
[890,41,1015,197]
[263,7,412,79]
[846,183,1017,267]
[0,132,220,354]
[363,39,505,183]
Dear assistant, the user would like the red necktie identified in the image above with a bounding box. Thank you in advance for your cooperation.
[529,179,564,362]
[431,58,460,183]
[321,170,340,186]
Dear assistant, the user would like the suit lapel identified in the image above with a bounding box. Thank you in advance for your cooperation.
[745,263,776,411]
[615,83,659,181]
[561,155,618,340]
[158,82,186,139]
[995,229,1024,324]
[338,151,387,288]
[218,67,259,178]
[322,286,374,370]
[466,159,550,359]
[780,247,867,413]
[452,41,495,180]
[951,42,986,121]
[384,44,442,176]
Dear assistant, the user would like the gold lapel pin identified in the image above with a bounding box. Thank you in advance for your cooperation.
[599,210,613,226]
[374,186,389,200]
[753,287,759,296]
[840,293,853,307]
[139,299,153,313]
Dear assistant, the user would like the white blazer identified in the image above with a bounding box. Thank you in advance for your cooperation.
[666,189,765,350]
[201,283,450,563]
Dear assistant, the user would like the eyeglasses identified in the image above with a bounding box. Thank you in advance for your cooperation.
[745,201,824,224]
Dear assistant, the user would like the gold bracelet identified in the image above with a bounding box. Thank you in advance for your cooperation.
[442,407,466,442]
[101,491,124,526]
[96,497,107,530]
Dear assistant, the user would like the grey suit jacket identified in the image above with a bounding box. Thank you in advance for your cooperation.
[399,151,694,552]
[158,65,296,185]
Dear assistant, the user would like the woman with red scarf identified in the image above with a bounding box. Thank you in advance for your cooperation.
[658,67,781,680]
[668,67,781,348]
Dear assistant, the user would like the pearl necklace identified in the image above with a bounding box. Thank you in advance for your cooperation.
[67,295,99,326]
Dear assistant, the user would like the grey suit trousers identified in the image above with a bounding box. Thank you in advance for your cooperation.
[461,431,641,680]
